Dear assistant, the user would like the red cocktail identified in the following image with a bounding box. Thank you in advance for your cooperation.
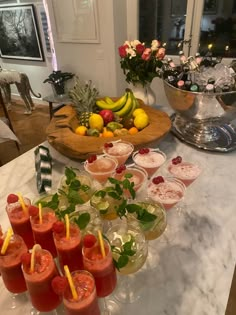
[6,195,34,249]
[22,248,62,312]
[0,234,27,293]
[53,221,83,272]
[82,237,117,297]
[30,207,57,257]
[63,270,100,315]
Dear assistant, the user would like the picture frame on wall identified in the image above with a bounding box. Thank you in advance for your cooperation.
[0,5,44,61]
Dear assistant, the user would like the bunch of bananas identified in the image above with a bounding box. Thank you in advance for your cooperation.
[96,89,139,118]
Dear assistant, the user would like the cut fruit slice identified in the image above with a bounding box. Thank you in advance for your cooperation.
[97,201,109,211]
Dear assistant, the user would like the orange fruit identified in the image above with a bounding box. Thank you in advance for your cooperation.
[128,127,139,135]
[102,128,114,137]
[75,125,88,136]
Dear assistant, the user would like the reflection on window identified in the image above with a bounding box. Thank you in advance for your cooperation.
[139,0,187,55]
[199,0,236,57]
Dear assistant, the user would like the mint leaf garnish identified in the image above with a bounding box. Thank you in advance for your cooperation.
[74,212,90,229]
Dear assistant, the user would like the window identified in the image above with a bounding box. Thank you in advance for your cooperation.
[138,0,236,59]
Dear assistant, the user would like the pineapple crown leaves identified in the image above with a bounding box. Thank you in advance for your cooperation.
[68,76,100,113]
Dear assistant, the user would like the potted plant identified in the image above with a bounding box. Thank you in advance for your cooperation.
[43,70,75,96]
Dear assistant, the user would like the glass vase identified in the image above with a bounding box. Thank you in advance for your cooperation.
[129,82,156,106]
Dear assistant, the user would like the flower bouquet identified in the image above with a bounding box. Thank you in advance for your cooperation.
[118,40,165,87]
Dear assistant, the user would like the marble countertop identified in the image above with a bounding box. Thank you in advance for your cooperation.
[0,134,235,315]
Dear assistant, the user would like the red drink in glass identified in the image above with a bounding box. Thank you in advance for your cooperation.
[0,234,27,293]
[132,148,166,178]
[31,208,57,257]
[63,270,100,315]
[53,222,83,272]
[84,155,118,184]
[6,197,34,249]
[103,140,134,166]
[82,240,117,297]
[22,248,62,312]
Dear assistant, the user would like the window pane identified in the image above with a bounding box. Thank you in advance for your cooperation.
[139,0,187,55]
[199,0,236,57]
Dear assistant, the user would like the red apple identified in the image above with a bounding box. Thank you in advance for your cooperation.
[99,109,114,126]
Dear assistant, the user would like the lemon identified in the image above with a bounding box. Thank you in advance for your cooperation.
[75,125,88,136]
[89,114,104,132]
[134,113,149,130]
[133,108,146,118]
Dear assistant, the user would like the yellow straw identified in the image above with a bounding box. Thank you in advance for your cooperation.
[65,214,70,240]
[97,230,106,258]
[30,244,42,273]
[17,193,27,215]
[39,203,43,224]
[64,265,78,300]
[1,228,13,255]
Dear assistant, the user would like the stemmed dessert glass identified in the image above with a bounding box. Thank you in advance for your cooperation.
[106,222,148,303]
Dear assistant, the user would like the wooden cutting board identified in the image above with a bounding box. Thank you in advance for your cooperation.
[46,102,171,160]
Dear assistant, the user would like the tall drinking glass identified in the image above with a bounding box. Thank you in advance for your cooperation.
[22,248,62,313]
[53,222,83,272]
[0,234,28,309]
[6,197,34,249]
[63,270,100,315]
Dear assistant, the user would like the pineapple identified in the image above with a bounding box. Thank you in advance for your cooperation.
[69,76,99,128]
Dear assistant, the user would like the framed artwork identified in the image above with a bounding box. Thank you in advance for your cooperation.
[0,5,44,61]
[52,0,100,43]
[203,0,218,14]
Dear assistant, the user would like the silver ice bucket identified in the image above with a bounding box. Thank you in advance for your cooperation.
[163,80,236,152]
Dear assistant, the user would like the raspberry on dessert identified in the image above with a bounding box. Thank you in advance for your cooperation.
[116,164,126,174]
[104,142,113,148]
[28,205,39,217]
[144,148,150,153]
[51,276,69,295]
[87,154,97,163]
[172,156,182,165]
[152,176,164,185]
[52,221,65,234]
[139,148,150,154]
[21,252,31,266]
[83,234,97,248]
[7,194,19,204]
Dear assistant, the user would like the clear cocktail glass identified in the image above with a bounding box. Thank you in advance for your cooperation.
[106,222,148,303]
[22,247,62,313]
[84,155,118,184]
[0,233,28,309]
[103,140,134,166]
[6,197,34,249]
[63,270,101,315]
[82,236,117,314]
[126,198,167,241]
[69,205,103,237]
[53,221,83,272]
[167,158,202,187]
[132,148,166,178]
[30,207,58,258]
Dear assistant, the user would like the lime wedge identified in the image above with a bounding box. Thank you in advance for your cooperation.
[91,195,102,205]
[97,201,109,212]
[121,233,132,244]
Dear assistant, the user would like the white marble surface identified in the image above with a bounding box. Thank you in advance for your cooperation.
[0,135,235,315]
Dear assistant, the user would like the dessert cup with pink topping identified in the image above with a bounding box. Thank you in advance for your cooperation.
[103,140,134,166]
[167,156,202,186]
[147,176,186,210]
[132,148,166,178]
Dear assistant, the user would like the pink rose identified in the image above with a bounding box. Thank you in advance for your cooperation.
[141,48,152,61]
[156,47,166,60]
[136,43,145,54]
[118,45,129,58]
